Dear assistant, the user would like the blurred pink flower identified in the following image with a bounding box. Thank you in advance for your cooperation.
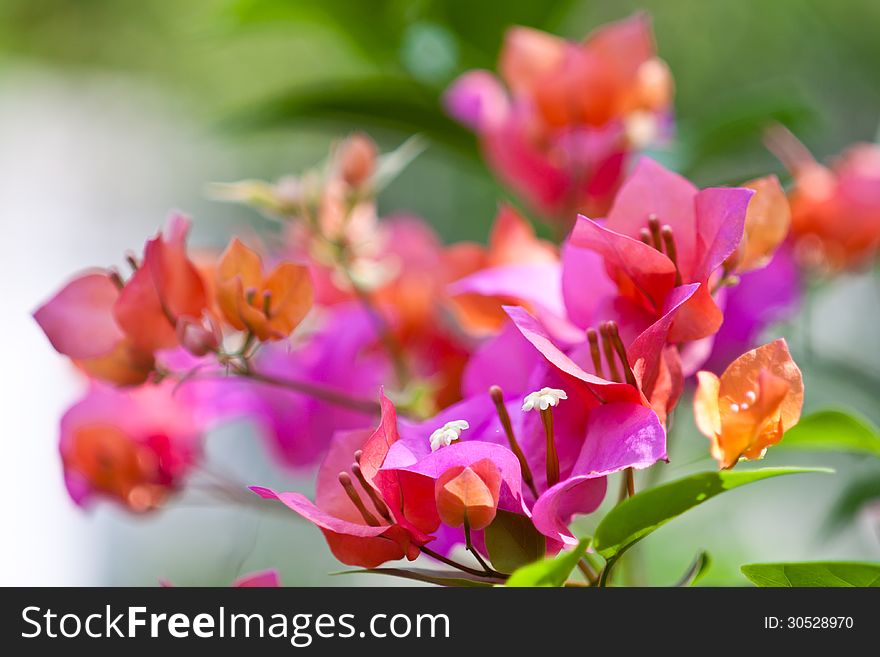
[60,380,204,512]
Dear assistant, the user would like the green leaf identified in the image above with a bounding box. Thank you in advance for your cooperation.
[333,568,499,587]
[505,539,589,587]
[223,76,480,161]
[778,410,880,458]
[674,551,712,587]
[484,509,547,574]
[594,468,831,563]
[742,562,880,587]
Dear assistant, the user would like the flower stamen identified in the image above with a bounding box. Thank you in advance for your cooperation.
[337,472,381,527]
[647,214,663,251]
[600,322,622,383]
[522,388,566,487]
[352,450,393,522]
[489,385,537,498]
[660,225,683,286]
[607,321,638,387]
[429,420,469,452]
[586,327,604,378]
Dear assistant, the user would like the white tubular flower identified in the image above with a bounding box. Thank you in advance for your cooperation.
[521,387,568,412]
[429,420,469,452]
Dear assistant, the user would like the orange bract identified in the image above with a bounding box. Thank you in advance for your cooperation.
[64,425,168,512]
[434,459,502,531]
[732,175,791,273]
[216,239,314,341]
[447,205,557,335]
[694,339,803,469]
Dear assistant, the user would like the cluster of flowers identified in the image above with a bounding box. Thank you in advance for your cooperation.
[34,14,880,582]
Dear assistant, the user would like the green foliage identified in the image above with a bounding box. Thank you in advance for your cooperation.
[593,468,830,564]
[741,562,880,587]
[505,539,589,587]
[484,510,547,574]
[674,551,712,587]
[779,410,880,458]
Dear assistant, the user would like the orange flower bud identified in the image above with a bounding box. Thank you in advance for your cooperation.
[337,133,378,189]
[434,459,502,530]
[216,239,313,341]
[694,339,803,469]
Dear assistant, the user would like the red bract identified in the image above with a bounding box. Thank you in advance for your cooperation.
[114,213,210,352]
[250,395,431,568]
[34,213,210,385]
[569,158,754,343]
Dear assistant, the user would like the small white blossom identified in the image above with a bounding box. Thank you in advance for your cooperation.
[429,420,469,452]
[521,387,568,412]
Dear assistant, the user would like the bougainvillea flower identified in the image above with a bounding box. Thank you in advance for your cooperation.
[694,338,804,469]
[728,175,791,273]
[378,427,527,528]
[505,279,697,424]
[768,127,880,271]
[571,158,754,343]
[445,14,673,226]
[435,355,665,546]
[531,402,665,544]
[34,270,156,385]
[216,238,313,341]
[34,214,212,384]
[60,381,204,512]
[114,213,210,352]
[250,395,433,568]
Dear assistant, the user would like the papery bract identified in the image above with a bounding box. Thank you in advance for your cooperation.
[250,395,431,568]
[694,339,804,469]
[114,213,209,352]
[34,271,156,385]
[448,204,558,336]
[576,157,754,343]
[730,175,791,273]
[217,238,313,341]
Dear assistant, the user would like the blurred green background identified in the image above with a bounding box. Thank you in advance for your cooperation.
[2,0,878,586]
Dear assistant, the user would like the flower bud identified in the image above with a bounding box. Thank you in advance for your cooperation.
[176,313,221,357]
[434,459,501,530]
[337,133,378,189]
